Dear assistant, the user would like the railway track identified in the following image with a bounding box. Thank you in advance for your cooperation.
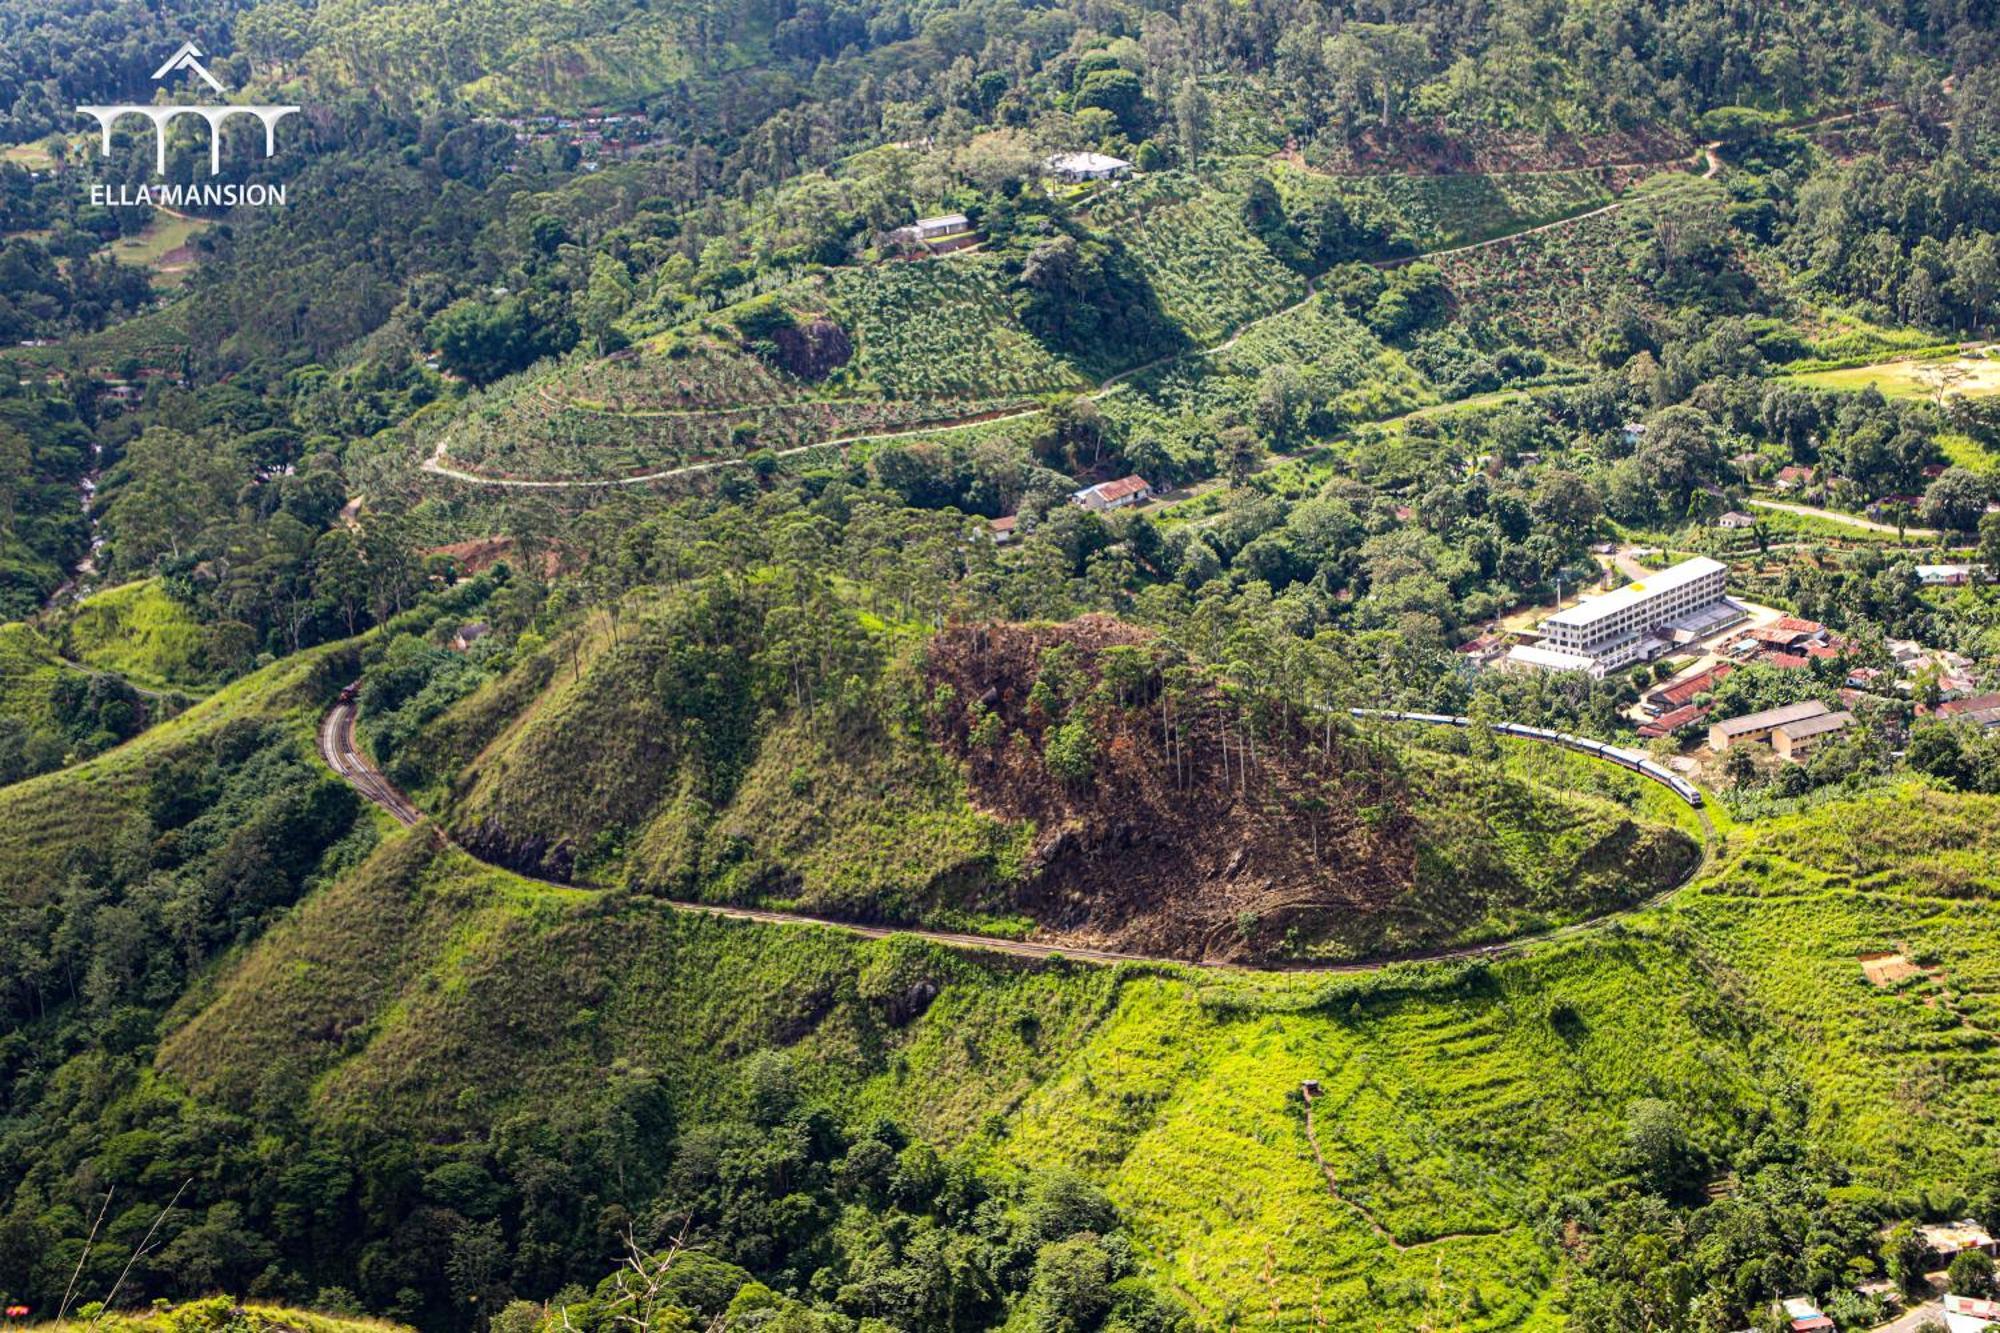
[317,694,1717,973]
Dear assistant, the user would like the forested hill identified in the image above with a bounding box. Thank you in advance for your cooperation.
[0,0,1975,144]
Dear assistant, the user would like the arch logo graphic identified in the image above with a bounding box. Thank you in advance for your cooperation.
[78,41,299,206]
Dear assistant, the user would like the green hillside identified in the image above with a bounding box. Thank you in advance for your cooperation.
[371,595,1694,963]
[294,0,754,112]
[55,579,241,693]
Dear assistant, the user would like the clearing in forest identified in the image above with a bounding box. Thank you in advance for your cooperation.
[1789,348,2000,400]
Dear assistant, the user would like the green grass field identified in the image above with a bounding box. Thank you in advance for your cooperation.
[55,578,230,691]
[107,211,211,286]
[40,1299,409,1333]
[0,620,67,728]
[1784,349,2000,400]
[1,140,54,169]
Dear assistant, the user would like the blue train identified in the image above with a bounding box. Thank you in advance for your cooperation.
[1349,709,1705,809]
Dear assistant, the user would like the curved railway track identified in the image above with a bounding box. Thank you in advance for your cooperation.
[318,695,1716,972]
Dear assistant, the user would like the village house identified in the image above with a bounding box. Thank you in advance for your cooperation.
[1045,151,1132,182]
[1718,510,1758,529]
[1917,564,1982,586]
[1777,1294,1834,1332]
[1454,631,1511,668]
[1926,691,2000,728]
[888,213,976,253]
[1709,699,1832,752]
[1638,703,1709,739]
[1646,662,1734,715]
[451,622,490,652]
[1946,1293,2000,1333]
[987,514,1018,545]
[1070,476,1153,511]
[1866,494,1925,520]
[1775,464,1815,491]
[1921,1220,2000,1266]
[1771,709,1855,761]
[1620,423,1647,448]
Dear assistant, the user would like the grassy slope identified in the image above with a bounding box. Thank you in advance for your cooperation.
[146,825,1756,1329]
[0,620,67,728]
[56,579,223,692]
[11,626,1987,1328]
[50,1299,409,1333]
[0,636,357,894]
[1657,783,2000,1195]
[50,1296,406,1328]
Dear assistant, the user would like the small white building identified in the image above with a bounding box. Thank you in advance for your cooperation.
[1045,151,1132,182]
[889,213,973,248]
[1071,476,1153,511]
[1945,1293,2000,1333]
[1501,644,1604,679]
[1718,511,1757,530]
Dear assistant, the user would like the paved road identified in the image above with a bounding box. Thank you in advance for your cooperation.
[317,697,1715,974]
[1748,497,1941,538]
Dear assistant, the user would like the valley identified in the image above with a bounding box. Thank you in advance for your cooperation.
[3,2,2000,1331]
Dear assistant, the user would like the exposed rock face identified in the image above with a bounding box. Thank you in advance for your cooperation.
[771,317,852,381]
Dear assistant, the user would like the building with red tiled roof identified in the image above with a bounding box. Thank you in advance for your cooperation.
[1070,476,1153,511]
[1638,703,1708,738]
[1650,663,1735,713]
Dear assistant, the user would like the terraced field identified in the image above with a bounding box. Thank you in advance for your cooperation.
[1085,172,1308,345]
[824,257,1088,399]
[1274,161,1660,254]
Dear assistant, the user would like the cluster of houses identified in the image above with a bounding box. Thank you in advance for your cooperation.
[1776,1221,2000,1331]
[886,154,1132,257]
[1629,615,1857,756]
[1707,698,1856,761]
[498,111,650,169]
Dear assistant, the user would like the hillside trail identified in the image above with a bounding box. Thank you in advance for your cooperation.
[319,695,1716,975]
[420,101,1898,488]
[421,129,1768,490]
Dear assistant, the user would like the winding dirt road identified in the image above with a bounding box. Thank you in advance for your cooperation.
[318,697,1715,974]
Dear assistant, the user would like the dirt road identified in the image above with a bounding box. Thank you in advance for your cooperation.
[421,139,1739,491]
[318,697,1715,974]
[1748,497,1941,538]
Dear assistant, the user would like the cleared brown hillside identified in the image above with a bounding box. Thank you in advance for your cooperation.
[925,617,1424,963]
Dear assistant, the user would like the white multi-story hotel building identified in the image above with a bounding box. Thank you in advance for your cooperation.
[1532,556,1730,670]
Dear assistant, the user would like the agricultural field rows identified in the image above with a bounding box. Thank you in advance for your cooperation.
[824,258,1089,400]
[1086,173,1309,346]
[1274,162,1648,255]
